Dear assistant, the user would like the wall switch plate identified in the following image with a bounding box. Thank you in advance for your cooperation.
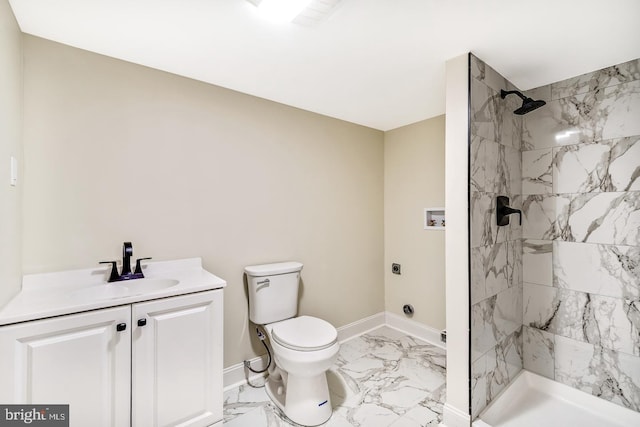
[392,263,401,275]
[10,156,17,186]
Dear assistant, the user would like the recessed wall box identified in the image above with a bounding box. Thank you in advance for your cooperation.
[424,208,445,230]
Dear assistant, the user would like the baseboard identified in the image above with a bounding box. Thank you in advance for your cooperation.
[336,311,386,343]
[441,402,471,427]
[385,311,446,349]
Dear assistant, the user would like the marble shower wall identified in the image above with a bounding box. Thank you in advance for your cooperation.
[469,54,523,418]
[521,58,640,412]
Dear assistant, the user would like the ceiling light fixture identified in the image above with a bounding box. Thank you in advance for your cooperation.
[250,0,313,23]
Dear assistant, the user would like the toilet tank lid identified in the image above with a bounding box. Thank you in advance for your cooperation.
[244,261,303,277]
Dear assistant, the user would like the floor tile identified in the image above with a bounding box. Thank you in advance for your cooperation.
[223,326,446,426]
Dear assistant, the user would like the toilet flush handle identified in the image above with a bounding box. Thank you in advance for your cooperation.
[256,278,270,291]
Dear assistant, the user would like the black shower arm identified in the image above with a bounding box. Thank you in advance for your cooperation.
[500,89,527,101]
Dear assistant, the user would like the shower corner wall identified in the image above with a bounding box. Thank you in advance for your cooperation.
[519,57,640,414]
[468,54,524,418]
[470,55,640,419]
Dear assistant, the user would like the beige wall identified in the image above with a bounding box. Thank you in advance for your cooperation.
[384,116,446,329]
[22,35,385,367]
[0,1,23,306]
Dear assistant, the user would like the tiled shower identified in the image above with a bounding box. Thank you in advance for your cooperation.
[469,54,639,417]
[469,53,524,418]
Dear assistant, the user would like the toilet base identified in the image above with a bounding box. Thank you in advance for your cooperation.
[265,369,333,426]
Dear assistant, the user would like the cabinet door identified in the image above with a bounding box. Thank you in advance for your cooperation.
[0,306,131,427]
[132,290,223,427]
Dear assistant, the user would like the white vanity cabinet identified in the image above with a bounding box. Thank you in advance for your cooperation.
[0,305,132,426]
[132,290,223,427]
[0,289,223,427]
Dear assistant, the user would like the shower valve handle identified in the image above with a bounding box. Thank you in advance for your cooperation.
[496,196,521,226]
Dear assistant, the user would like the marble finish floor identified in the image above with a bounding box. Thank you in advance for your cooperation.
[223,326,446,427]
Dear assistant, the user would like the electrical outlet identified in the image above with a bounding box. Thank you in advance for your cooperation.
[392,263,401,275]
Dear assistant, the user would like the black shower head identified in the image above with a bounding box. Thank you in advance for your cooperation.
[500,89,546,115]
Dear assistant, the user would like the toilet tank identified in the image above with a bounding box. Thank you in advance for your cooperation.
[245,262,303,325]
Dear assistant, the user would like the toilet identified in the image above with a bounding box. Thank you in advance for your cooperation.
[245,262,339,426]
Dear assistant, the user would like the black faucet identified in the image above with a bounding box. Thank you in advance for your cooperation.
[121,242,133,276]
[100,242,152,282]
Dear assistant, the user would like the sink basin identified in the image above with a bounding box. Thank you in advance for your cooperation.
[124,279,179,294]
[68,279,179,301]
[70,284,129,300]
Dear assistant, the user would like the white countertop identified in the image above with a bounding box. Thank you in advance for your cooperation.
[0,258,226,326]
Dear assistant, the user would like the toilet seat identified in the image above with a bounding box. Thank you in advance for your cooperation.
[271,316,338,351]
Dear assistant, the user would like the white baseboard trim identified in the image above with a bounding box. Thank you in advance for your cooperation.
[385,312,446,349]
[337,311,386,343]
[441,402,471,427]
[223,311,445,390]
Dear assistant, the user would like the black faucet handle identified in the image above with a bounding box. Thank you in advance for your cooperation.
[504,207,522,225]
[99,261,120,282]
[496,195,522,226]
[134,257,152,275]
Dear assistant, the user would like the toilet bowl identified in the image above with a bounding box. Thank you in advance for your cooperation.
[264,316,339,426]
[268,316,338,367]
[244,262,340,426]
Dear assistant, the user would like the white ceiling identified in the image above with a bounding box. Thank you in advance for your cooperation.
[8,0,640,130]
